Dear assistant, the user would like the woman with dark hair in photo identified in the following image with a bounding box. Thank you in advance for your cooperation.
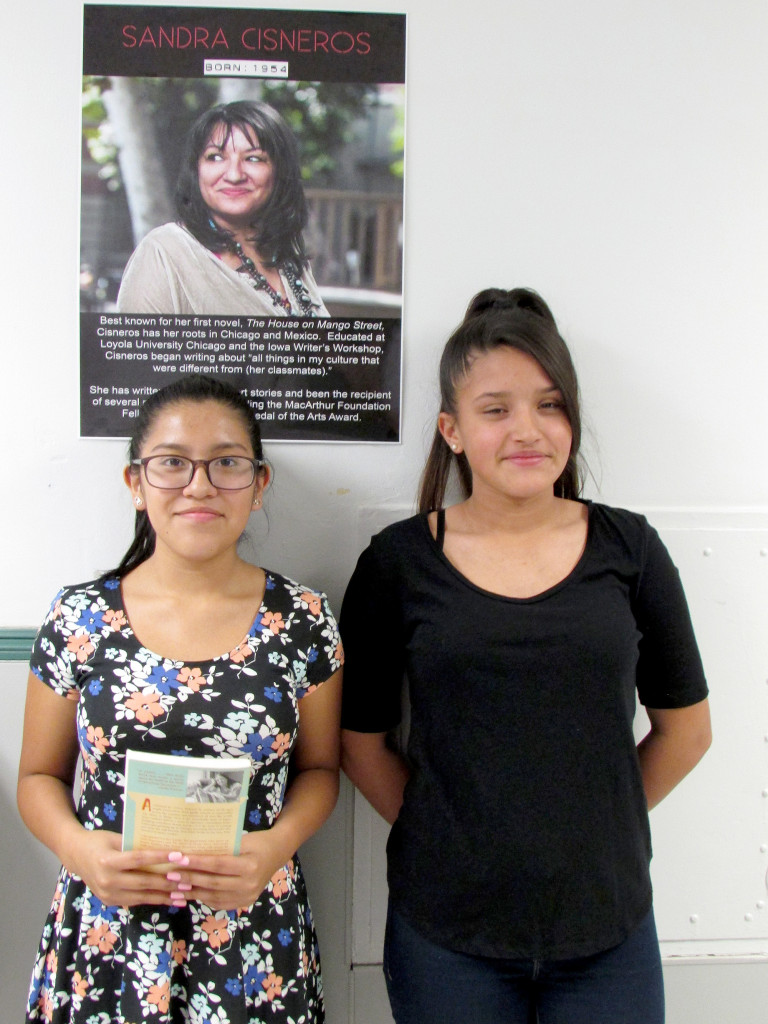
[339,288,711,1024]
[117,101,328,316]
[18,375,342,1022]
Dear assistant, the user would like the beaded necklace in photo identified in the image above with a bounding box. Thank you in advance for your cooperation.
[231,241,318,317]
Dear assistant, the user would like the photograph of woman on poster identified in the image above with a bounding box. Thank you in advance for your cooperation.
[117,100,329,317]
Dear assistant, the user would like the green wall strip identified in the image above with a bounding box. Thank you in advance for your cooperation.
[0,629,36,661]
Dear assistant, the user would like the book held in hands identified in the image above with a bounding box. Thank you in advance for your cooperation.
[123,750,251,856]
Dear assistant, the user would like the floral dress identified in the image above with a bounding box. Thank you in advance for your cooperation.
[26,572,343,1024]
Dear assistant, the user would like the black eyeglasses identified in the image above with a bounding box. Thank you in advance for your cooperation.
[131,456,264,490]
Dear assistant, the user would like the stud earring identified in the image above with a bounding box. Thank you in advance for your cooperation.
[253,497,262,508]
[450,443,459,452]
[134,496,143,507]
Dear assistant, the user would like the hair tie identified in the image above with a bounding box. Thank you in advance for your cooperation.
[464,287,555,326]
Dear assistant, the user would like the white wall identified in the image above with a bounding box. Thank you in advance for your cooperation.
[2,1,767,1021]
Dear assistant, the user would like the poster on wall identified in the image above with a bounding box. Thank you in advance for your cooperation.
[81,5,406,441]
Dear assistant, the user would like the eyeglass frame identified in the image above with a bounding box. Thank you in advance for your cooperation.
[130,456,266,491]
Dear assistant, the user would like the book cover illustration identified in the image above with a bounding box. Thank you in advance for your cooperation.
[123,749,251,856]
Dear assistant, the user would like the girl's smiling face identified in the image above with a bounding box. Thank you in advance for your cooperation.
[125,399,268,566]
[438,345,573,506]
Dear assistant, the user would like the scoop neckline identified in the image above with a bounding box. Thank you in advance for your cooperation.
[422,500,593,604]
[111,571,271,666]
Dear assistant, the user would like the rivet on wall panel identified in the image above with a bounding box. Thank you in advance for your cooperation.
[702,547,712,556]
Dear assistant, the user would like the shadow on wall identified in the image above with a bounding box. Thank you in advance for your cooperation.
[1,785,61,1014]
[1,663,62,1017]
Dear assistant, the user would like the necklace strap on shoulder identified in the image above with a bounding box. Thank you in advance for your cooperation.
[436,508,446,550]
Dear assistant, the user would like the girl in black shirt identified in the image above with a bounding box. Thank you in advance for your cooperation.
[340,288,710,1024]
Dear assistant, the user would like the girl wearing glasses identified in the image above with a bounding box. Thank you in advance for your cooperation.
[18,375,342,1023]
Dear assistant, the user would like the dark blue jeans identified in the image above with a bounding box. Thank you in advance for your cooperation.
[383,902,664,1024]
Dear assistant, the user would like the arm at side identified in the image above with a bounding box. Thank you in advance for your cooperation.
[341,729,410,826]
[17,672,89,866]
[249,669,342,864]
[637,697,712,810]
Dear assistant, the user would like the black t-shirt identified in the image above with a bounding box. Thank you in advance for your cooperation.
[340,502,708,959]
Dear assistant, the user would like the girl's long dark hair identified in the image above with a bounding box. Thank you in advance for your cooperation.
[176,100,309,269]
[105,375,265,581]
[418,287,584,513]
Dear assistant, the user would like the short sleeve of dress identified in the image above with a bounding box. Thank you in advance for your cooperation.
[29,586,89,698]
[281,583,344,698]
[340,539,406,733]
[633,523,708,709]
